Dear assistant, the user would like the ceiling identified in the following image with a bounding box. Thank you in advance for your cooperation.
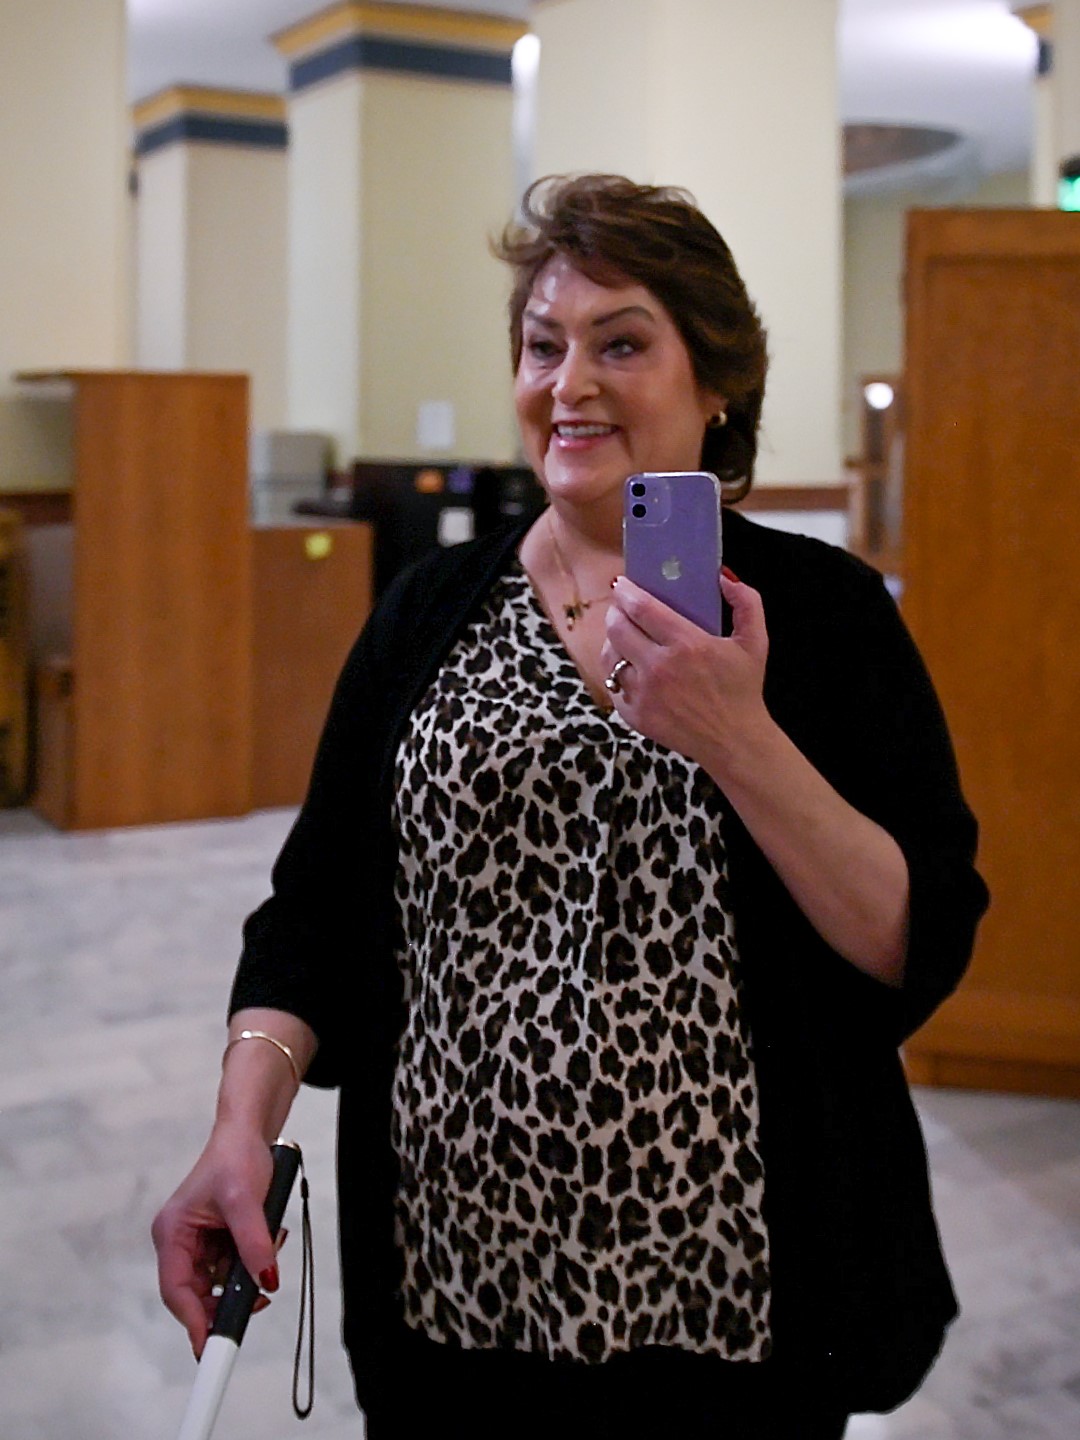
[127,0,1039,183]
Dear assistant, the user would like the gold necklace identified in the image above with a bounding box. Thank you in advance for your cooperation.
[547,512,614,631]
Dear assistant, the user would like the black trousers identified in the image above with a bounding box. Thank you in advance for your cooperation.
[361,1335,849,1440]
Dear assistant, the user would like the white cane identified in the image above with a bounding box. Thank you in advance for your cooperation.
[176,1140,302,1440]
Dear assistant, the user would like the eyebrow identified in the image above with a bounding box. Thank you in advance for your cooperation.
[522,304,657,330]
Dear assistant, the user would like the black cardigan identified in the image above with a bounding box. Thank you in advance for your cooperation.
[231,509,989,1414]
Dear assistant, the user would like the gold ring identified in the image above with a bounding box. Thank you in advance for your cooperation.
[604,658,631,694]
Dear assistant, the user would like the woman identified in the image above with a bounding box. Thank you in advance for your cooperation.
[154,175,988,1439]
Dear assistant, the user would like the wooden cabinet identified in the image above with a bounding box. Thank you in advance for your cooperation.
[19,371,252,829]
[252,523,373,809]
[901,210,1080,1097]
[14,374,377,827]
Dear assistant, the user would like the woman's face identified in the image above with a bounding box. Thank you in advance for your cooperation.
[514,256,721,514]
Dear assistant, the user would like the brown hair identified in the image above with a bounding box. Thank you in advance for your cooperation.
[493,173,768,501]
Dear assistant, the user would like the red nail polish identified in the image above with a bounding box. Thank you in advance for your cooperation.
[260,1265,279,1293]
[721,565,740,583]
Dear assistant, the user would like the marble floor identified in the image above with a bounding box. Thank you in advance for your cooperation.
[1,807,1079,1440]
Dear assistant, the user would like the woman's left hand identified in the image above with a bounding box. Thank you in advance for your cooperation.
[601,570,773,776]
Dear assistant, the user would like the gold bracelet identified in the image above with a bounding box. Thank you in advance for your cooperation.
[222,1029,302,1087]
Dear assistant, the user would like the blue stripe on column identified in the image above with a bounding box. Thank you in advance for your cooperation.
[136,116,289,157]
[290,35,513,92]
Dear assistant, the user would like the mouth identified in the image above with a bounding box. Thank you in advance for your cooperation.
[551,422,620,444]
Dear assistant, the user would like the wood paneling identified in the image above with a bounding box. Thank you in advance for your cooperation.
[738,483,850,512]
[20,372,252,829]
[252,523,373,810]
[33,657,72,829]
[902,210,1080,1095]
[0,508,29,803]
[905,1054,1080,1102]
[0,492,73,527]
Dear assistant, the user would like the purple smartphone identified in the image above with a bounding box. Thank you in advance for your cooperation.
[623,471,723,635]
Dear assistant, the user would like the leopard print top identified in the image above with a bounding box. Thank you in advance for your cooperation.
[390,566,771,1365]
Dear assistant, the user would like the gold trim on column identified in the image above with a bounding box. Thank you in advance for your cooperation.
[272,2,528,60]
[1013,4,1053,39]
[133,86,286,133]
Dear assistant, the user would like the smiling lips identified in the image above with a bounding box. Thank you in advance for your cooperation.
[552,421,620,447]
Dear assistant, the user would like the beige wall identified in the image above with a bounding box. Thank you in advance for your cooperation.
[185,147,287,432]
[661,0,842,486]
[286,80,366,459]
[532,0,843,486]
[0,0,129,491]
[842,170,1030,456]
[134,143,287,432]
[135,147,188,371]
[1058,0,1080,160]
[286,69,518,464]
[533,0,659,179]
[359,72,519,461]
[1031,0,1080,204]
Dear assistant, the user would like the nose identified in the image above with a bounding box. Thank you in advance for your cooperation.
[551,343,600,406]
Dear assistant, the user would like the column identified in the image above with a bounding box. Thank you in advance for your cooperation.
[530,0,843,487]
[1017,2,1080,205]
[0,0,128,492]
[1016,5,1058,204]
[1056,1,1080,181]
[273,2,527,463]
[132,87,289,431]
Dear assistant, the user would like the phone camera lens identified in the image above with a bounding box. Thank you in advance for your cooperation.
[630,481,646,498]
[631,503,647,519]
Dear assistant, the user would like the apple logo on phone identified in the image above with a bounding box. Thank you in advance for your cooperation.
[662,557,682,581]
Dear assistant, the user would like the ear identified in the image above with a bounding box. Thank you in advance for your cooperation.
[700,391,728,427]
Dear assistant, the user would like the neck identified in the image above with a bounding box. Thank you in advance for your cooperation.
[519,492,623,645]
[546,497,622,565]
[540,502,621,633]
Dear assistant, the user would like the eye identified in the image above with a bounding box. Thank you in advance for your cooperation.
[604,335,644,359]
[524,336,561,361]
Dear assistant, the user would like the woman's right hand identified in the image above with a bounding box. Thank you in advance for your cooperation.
[152,1122,278,1359]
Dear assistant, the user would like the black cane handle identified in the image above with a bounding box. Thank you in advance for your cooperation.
[211,1140,301,1346]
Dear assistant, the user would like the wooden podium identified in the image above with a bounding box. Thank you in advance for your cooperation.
[18,371,253,829]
